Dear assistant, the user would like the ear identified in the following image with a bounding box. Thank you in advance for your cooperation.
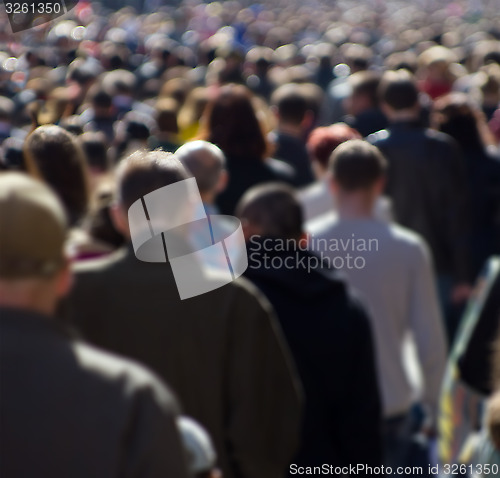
[55,258,73,299]
[328,172,340,196]
[374,175,386,196]
[215,169,228,194]
[111,203,130,238]
[271,104,279,119]
[301,110,315,131]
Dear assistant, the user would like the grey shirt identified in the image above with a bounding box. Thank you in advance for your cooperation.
[308,216,447,421]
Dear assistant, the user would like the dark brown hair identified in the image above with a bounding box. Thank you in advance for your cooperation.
[24,125,90,226]
[237,183,303,240]
[432,93,484,150]
[200,84,270,160]
[379,69,419,110]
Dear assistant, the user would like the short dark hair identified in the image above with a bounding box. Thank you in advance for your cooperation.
[350,71,382,107]
[379,70,419,110]
[329,139,387,191]
[155,98,179,134]
[117,150,188,212]
[271,84,309,125]
[79,132,110,172]
[236,183,303,240]
[60,115,84,136]
[92,89,113,109]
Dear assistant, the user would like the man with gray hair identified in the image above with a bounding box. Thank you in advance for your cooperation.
[176,140,234,270]
[175,140,228,217]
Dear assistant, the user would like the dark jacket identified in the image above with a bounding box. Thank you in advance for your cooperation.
[216,154,295,215]
[244,239,382,473]
[273,132,315,187]
[458,256,500,395]
[0,307,188,478]
[344,108,388,138]
[461,147,500,279]
[68,245,302,478]
[369,121,470,282]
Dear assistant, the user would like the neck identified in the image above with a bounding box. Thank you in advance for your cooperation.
[0,280,57,317]
[279,123,303,138]
[387,110,419,123]
[336,193,375,220]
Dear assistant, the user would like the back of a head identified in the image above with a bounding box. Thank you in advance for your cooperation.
[329,139,387,191]
[343,43,373,72]
[102,69,137,96]
[175,140,225,195]
[236,183,303,240]
[271,83,309,126]
[1,137,25,171]
[91,89,113,109]
[0,172,67,281]
[379,69,419,111]
[60,115,84,136]
[117,149,189,212]
[79,132,110,172]
[202,84,267,160]
[433,92,482,150]
[155,98,180,134]
[349,70,382,107]
[307,123,361,169]
[24,125,90,226]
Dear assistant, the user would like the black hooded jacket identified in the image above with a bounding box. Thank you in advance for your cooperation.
[244,238,382,473]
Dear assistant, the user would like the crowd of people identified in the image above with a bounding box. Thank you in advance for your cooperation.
[1,0,500,476]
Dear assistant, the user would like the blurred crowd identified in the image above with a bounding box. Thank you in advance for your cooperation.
[1,0,500,477]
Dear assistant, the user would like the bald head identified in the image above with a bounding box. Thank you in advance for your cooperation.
[175,141,226,196]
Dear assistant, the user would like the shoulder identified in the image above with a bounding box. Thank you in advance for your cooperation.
[307,214,338,239]
[265,157,295,179]
[230,275,275,316]
[424,128,461,153]
[73,340,179,411]
[72,248,128,284]
[386,223,431,261]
